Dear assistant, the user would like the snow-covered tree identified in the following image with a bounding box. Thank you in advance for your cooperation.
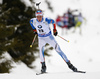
[0,0,53,73]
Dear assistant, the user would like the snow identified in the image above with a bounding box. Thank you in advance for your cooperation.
[0,0,2,4]
[21,0,32,7]
[0,0,100,79]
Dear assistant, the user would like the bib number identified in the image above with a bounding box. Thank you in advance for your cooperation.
[38,29,44,33]
[37,25,44,33]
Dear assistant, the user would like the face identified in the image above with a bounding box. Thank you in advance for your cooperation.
[36,16,43,22]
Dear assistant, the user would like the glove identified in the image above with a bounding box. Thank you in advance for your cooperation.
[33,29,37,34]
[53,29,58,36]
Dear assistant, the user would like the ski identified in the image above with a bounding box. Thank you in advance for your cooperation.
[74,70,86,73]
[36,72,47,75]
[36,70,86,75]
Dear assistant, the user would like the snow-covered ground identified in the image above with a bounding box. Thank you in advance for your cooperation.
[0,0,100,79]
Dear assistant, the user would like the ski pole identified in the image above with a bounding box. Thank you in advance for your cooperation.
[30,34,37,48]
[57,35,69,42]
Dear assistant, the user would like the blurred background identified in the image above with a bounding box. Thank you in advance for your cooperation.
[0,0,100,75]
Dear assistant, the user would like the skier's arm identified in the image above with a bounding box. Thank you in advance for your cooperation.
[45,18,58,36]
[45,18,56,29]
[30,19,37,34]
[71,9,78,13]
[53,23,58,36]
[50,19,58,36]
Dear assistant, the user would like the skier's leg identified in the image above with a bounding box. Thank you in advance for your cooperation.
[47,35,69,62]
[38,37,46,72]
[39,45,45,62]
[55,43,69,62]
[47,35,77,72]
[55,43,77,71]
[78,22,82,35]
[73,21,79,33]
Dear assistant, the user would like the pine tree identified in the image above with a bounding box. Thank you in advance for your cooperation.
[1,0,38,69]
[0,3,14,73]
[0,0,53,73]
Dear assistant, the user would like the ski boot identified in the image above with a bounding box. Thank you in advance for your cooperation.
[67,61,77,72]
[41,62,46,73]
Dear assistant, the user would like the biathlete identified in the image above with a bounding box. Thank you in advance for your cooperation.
[30,9,77,73]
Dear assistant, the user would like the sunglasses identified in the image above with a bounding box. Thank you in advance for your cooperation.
[36,10,42,13]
